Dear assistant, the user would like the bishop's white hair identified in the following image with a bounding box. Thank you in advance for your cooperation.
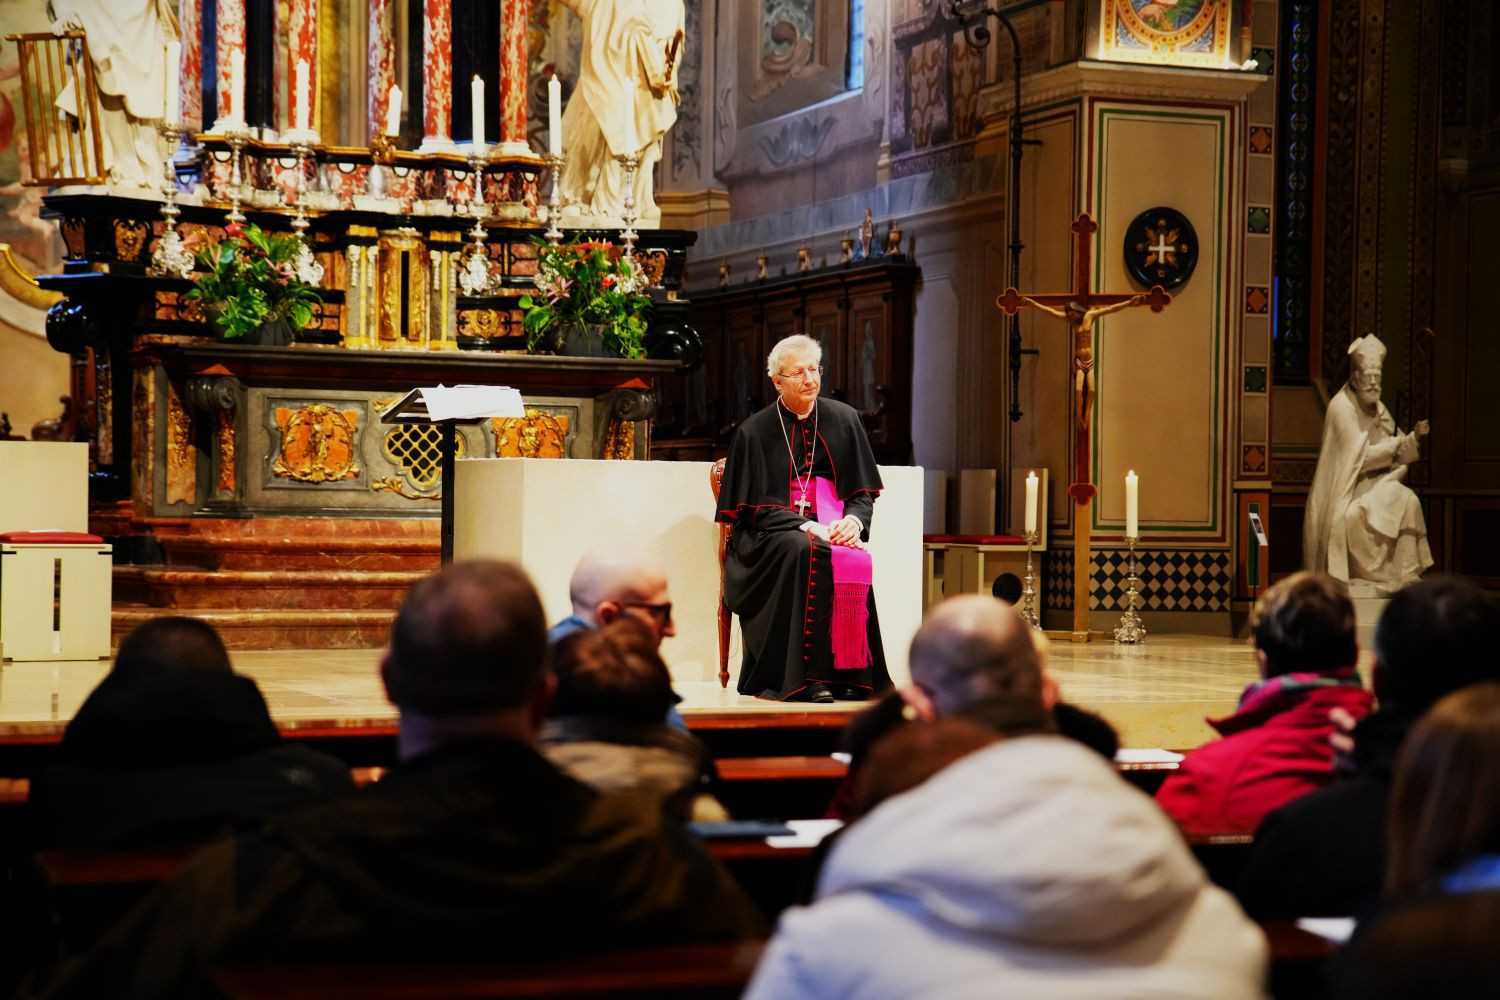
[766,335,823,378]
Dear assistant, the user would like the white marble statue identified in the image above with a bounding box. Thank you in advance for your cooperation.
[558,0,684,228]
[1303,334,1433,595]
[51,0,178,191]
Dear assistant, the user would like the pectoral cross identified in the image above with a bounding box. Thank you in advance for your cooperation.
[997,212,1172,641]
[794,495,811,515]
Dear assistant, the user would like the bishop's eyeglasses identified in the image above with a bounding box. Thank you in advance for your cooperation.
[776,366,822,381]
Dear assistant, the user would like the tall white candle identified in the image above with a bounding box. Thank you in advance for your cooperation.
[1024,471,1038,535]
[548,73,562,156]
[385,84,402,137]
[1125,470,1139,538]
[471,75,485,146]
[228,49,245,123]
[164,41,180,125]
[294,59,310,132]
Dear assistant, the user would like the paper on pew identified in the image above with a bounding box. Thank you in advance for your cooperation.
[1114,748,1185,765]
[419,385,525,421]
[1296,917,1355,944]
[766,818,844,849]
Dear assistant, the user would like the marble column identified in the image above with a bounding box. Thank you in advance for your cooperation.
[419,0,453,150]
[496,0,530,156]
[287,0,318,135]
[213,0,247,128]
[368,0,395,141]
[179,0,203,131]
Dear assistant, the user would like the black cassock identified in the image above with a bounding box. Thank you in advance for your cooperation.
[715,397,891,700]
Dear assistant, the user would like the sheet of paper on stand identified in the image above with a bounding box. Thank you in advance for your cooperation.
[1113,748,1186,765]
[766,819,844,849]
[418,385,525,421]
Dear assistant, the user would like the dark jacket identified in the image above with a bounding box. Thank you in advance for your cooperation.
[29,666,353,849]
[1234,708,1407,920]
[28,740,766,999]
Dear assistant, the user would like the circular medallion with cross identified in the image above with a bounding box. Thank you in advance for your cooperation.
[1123,207,1198,290]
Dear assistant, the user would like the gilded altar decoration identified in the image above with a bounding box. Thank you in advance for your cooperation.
[131,369,154,509]
[113,219,149,263]
[273,404,362,482]
[165,381,196,506]
[95,350,113,465]
[61,219,87,260]
[216,409,237,495]
[1101,0,1234,68]
[492,409,569,458]
[457,308,502,340]
[604,419,636,460]
[381,424,465,490]
[641,250,669,288]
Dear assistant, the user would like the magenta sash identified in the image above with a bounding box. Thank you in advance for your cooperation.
[792,476,873,671]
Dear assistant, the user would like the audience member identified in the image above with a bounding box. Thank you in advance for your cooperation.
[28,617,353,849]
[541,620,729,822]
[1156,572,1374,834]
[745,595,1267,999]
[1236,576,1500,919]
[29,561,764,999]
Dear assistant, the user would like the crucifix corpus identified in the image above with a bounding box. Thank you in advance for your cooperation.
[998,212,1171,641]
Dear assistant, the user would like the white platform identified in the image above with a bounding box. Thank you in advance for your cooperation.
[454,458,924,687]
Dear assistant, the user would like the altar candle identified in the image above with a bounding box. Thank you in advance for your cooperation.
[228,50,245,123]
[1024,471,1038,535]
[1125,470,1139,538]
[163,41,180,125]
[471,75,485,146]
[294,59,310,132]
[385,85,402,137]
[548,73,562,156]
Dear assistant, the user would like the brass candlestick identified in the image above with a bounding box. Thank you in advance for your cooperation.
[1020,529,1040,629]
[1114,535,1147,644]
[151,121,193,278]
[544,152,565,245]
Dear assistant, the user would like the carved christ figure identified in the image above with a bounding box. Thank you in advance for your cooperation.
[1012,293,1153,432]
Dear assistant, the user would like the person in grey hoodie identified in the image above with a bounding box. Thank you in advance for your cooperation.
[745,595,1268,1000]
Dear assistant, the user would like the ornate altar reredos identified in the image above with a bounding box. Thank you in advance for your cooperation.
[37,191,697,530]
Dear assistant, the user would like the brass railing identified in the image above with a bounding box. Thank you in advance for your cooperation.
[4,30,106,185]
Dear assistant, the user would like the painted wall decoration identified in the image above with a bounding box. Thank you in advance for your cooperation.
[1102,0,1234,68]
[888,2,987,178]
[736,0,848,127]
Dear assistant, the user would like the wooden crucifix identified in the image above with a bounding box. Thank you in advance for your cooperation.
[998,212,1171,641]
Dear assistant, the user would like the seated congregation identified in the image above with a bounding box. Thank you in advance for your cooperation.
[7,560,1500,999]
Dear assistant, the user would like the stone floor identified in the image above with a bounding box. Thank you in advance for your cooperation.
[0,633,1331,750]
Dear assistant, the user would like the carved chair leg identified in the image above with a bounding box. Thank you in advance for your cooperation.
[717,598,731,689]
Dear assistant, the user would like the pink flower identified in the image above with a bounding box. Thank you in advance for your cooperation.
[224,222,245,239]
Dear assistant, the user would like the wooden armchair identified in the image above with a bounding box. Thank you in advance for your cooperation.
[709,459,731,688]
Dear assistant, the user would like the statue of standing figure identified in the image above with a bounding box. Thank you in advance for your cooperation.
[1303,334,1433,595]
[557,0,684,228]
[51,0,178,190]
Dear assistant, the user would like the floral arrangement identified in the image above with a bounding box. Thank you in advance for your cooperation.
[519,238,651,359]
[186,223,322,340]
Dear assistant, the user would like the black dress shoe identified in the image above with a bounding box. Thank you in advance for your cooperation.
[831,684,870,702]
[803,682,835,704]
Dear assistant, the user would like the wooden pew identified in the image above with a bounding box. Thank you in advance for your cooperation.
[212,943,767,999]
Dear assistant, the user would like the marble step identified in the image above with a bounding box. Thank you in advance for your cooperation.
[111,607,396,650]
[114,567,427,611]
[150,518,441,573]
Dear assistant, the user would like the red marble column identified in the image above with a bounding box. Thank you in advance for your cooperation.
[214,0,248,126]
[287,0,318,134]
[496,0,530,155]
[368,0,396,141]
[420,0,453,149]
[179,0,203,130]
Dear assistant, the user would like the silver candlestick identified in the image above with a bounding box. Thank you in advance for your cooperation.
[614,150,640,257]
[1114,535,1147,644]
[544,152,565,245]
[287,137,324,286]
[223,124,251,224]
[151,121,194,278]
[1020,529,1041,629]
[457,148,494,296]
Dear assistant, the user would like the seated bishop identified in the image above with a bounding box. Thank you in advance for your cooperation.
[715,334,891,703]
[1303,334,1433,595]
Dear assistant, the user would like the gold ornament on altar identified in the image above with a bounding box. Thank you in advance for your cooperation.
[273,404,361,482]
[492,409,569,458]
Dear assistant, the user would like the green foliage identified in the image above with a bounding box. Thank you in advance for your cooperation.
[185,223,322,340]
[519,238,652,359]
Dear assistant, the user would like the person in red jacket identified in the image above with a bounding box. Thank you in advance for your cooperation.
[1157,572,1374,835]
